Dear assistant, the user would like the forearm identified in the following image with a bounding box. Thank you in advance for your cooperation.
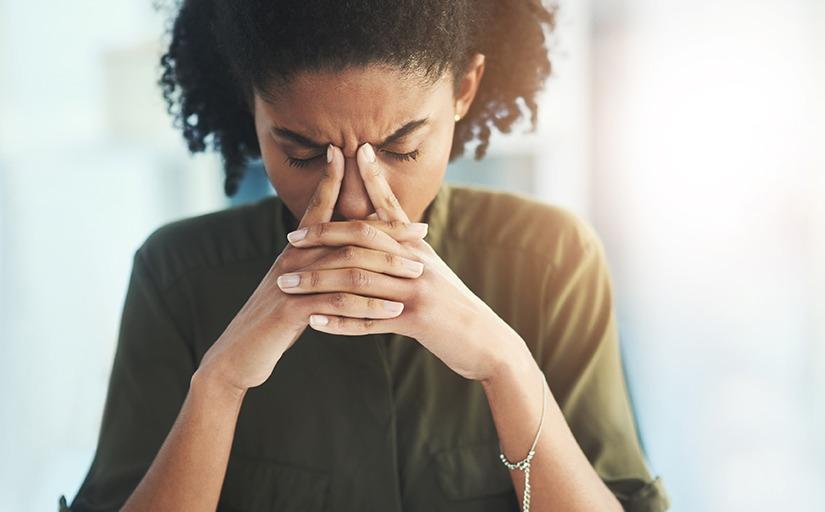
[122,369,247,512]
[480,331,622,511]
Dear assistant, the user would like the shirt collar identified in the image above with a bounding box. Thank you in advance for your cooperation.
[420,180,451,257]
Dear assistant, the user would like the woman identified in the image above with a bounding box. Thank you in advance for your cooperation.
[60,0,669,510]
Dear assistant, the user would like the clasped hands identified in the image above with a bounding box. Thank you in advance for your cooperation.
[272,142,517,382]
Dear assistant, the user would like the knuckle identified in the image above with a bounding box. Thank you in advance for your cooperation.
[339,245,357,262]
[363,318,375,329]
[384,252,398,267]
[388,219,406,231]
[328,292,348,309]
[357,222,377,241]
[348,268,369,289]
[365,296,379,310]
[309,271,321,288]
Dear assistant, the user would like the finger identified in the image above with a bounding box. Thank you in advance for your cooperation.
[308,313,401,335]
[299,245,424,278]
[295,292,405,321]
[281,218,427,275]
[276,267,409,301]
[289,219,427,247]
[357,142,411,223]
[298,144,343,230]
[287,220,420,258]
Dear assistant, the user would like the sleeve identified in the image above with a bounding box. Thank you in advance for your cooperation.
[58,246,197,511]
[536,223,670,512]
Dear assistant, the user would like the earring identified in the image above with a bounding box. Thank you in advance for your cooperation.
[454,113,461,122]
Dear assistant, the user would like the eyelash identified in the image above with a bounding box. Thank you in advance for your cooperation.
[285,149,420,168]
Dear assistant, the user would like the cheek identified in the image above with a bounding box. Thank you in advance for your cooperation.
[388,154,447,215]
[259,146,318,214]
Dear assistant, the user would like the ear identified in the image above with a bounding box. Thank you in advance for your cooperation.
[454,53,486,118]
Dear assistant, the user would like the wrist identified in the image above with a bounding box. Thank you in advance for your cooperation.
[190,364,248,405]
[480,323,537,390]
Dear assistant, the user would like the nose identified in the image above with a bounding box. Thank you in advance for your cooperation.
[332,154,375,220]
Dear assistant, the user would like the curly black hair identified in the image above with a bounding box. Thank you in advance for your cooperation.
[158,0,557,197]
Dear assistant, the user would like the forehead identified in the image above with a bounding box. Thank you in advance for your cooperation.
[255,65,452,153]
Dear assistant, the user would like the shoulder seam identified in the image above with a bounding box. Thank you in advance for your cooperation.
[133,246,198,360]
[138,196,281,293]
[443,187,598,263]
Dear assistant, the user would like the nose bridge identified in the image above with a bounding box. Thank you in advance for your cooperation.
[341,154,363,188]
[341,144,359,160]
[334,154,373,219]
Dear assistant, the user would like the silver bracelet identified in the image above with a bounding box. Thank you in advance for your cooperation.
[498,374,547,512]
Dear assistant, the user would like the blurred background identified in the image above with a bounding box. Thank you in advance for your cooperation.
[1,0,823,510]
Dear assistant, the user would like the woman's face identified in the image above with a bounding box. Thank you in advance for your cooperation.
[252,57,484,223]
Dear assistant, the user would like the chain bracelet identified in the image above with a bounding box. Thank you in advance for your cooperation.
[498,374,547,512]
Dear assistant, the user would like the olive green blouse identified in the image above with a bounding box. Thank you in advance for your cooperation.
[60,182,669,511]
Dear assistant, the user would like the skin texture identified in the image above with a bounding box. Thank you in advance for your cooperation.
[253,56,486,223]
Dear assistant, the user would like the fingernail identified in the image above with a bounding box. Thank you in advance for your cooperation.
[361,143,376,163]
[383,300,404,313]
[277,273,301,288]
[408,223,428,236]
[327,144,334,163]
[287,228,307,243]
[402,259,424,275]
[309,314,329,326]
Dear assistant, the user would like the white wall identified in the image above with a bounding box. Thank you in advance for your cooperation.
[0,2,225,510]
[590,0,825,509]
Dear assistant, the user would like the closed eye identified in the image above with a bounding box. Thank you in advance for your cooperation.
[285,148,420,168]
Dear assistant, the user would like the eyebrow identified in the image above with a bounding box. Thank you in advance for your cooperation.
[270,118,429,150]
